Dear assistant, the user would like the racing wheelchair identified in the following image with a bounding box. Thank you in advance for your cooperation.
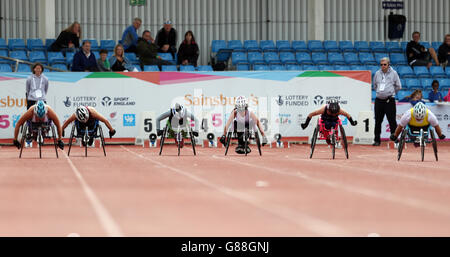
[19,120,59,159]
[67,120,106,157]
[159,121,197,156]
[397,125,438,162]
[309,117,349,159]
[223,120,262,156]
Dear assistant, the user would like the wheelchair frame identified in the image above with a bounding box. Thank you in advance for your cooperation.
[19,120,59,159]
[159,123,196,156]
[309,117,348,159]
[397,125,438,162]
[67,120,106,157]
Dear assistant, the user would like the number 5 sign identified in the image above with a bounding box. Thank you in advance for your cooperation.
[135,111,156,146]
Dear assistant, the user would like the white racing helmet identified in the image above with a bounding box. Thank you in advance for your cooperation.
[413,102,427,120]
[172,103,186,119]
[235,95,248,112]
[75,106,89,123]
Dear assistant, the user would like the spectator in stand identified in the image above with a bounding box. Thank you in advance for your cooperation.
[49,22,81,55]
[121,17,142,53]
[177,31,199,66]
[109,44,136,72]
[26,63,48,109]
[71,41,98,72]
[399,89,425,105]
[428,80,444,102]
[438,34,450,69]
[444,89,450,102]
[406,31,440,68]
[97,49,111,72]
[155,20,177,59]
[136,30,173,70]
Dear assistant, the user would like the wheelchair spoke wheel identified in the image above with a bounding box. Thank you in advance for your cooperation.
[420,134,425,162]
[51,125,59,158]
[331,132,336,160]
[177,132,181,156]
[159,126,167,156]
[38,127,42,159]
[310,125,319,159]
[255,132,262,156]
[189,131,196,156]
[99,126,106,156]
[431,130,438,161]
[397,129,407,161]
[67,124,75,156]
[224,132,232,156]
[19,123,27,158]
[244,130,249,156]
[84,130,88,157]
[339,124,349,159]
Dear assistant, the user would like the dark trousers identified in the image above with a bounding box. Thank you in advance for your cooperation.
[374,97,397,142]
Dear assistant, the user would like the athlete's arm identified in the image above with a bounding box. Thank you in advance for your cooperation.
[89,107,113,131]
[250,112,265,137]
[394,111,411,138]
[428,111,445,139]
[47,107,62,140]
[156,110,171,131]
[339,108,357,126]
[13,108,33,141]
[223,110,235,135]
[62,114,77,131]
[307,106,326,119]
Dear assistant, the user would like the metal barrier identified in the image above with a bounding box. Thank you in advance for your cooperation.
[0,56,67,72]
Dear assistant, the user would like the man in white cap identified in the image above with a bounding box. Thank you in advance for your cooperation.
[155,19,178,59]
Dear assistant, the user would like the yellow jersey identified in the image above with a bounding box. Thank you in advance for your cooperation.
[409,108,429,127]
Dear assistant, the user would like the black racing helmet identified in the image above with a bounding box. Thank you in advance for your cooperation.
[327,99,340,114]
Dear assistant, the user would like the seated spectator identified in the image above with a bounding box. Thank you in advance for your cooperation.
[109,44,136,72]
[136,30,173,70]
[399,89,425,105]
[97,49,111,72]
[49,22,81,55]
[406,31,440,68]
[155,20,177,59]
[444,89,450,102]
[438,34,450,69]
[121,17,142,53]
[177,31,199,66]
[428,80,444,102]
[71,40,99,72]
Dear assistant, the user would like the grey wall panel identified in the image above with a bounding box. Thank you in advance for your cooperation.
[0,0,39,39]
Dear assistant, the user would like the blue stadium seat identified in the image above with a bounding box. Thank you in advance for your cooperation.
[366,65,379,77]
[369,41,386,53]
[286,64,301,70]
[420,41,431,49]
[51,63,68,71]
[413,66,431,78]
[270,64,286,71]
[311,52,328,65]
[333,65,350,70]
[390,53,408,66]
[197,65,213,71]
[143,65,159,71]
[292,40,308,52]
[405,78,422,89]
[397,66,416,78]
[248,52,265,65]
[437,78,450,88]
[324,40,340,52]
[236,64,249,71]
[400,41,408,52]
[279,52,297,64]
[8,39,26,51]
[318,65,334,71]
[231,52,248,65]
[359,52,377,65]
[0,38,8,51]
[29,51,47,64]
[343,52,361,65]
[295,52,313,65]
[327,52,346,65]
[65,52,75,66]
[420,78,434,90]
[244,40,261,52]
[211,40,232,62]
[430,66,446,78]
[124,52,140,65]
[307,40,325,52]
[227,40,245,52]
[161,65,178,71]
[0,49,9,63]
[350,65,367,71]
[45,39,56,50]
[302,65,318,71]
[431,41,441,51]
[446,68,450,78]
[385,41,403,53]
[0,63,12,72]
[276,40,293,52]
[354,41,371,52]
[180,65,196,71]
[100,40,116,51]
[157,52,175,64]
[264,52,281,64]
[397,90,413,100]
[47,52,65,65]
[85,39,100,51]
[374,53,389,63]
[253,64,269,71]
[339,41,355,52]
[16,63,31,72]
[260,40,277,52]
[92,51,100,60]
[27,39,45,51]
[9,50,28,62]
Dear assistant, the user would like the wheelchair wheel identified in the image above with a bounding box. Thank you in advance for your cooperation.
[244,130,249,156]
[339,124,349,159]
[224,132,232,156]
[99,126,106,157]
[310,124,319,159]
[255,132,262,156]
[84,129,88,157]
[51,125,59,158]
[331,131,336,160]
[420,129,425,162]
[430,130,438,161]
[19,123,27,158]
[67,124,75,156]
[189,131,196,156]
[159,126,168,156]
[397,129,407,161]
[38,127,43,159]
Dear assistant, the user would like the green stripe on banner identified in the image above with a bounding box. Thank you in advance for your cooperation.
[86,72,131,78]
[297,71,343,77]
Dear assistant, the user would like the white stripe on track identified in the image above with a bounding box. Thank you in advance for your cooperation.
[62,151,124,237]
[121,146,349,236]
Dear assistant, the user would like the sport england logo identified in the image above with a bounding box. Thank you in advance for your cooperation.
[123,114,136,126]
[102,96,112,107]
[102,96,135,107]
[314,95,324,105]
[63,97,71,107]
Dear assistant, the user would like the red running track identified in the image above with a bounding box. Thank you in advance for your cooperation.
[0,142,449,236]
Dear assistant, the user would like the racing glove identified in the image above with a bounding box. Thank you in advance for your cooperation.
[157,129,163,136]
[192,131,199,137]
[439,134,446,140]
[349,117,358,126]
[261,136,268,146]
[13,139,21,149]
[57,140,64,150]
[219,135,227,145]
[301,117,311,130]
[390,134,398,141]
[109,129,116,138]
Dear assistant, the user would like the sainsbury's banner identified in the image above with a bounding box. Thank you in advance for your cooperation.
[0,71,372,140]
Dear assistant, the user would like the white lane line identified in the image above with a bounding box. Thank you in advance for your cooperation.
[212,155,450,217]
[122,146,349,236]
[62,151,124,237]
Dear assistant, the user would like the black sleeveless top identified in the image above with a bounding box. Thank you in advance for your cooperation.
[321,106,339,122]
